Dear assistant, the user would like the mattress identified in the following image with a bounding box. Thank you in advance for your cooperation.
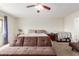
[18,33,48,37]
[0,44,57,56]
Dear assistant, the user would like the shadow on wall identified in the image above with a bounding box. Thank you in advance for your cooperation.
[71,32,79,42]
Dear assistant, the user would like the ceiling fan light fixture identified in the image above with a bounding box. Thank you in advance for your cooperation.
[35,4,44,10]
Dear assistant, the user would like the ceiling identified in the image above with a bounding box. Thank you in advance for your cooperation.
[0,3,79,18]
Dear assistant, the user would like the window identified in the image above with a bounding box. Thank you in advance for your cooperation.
[0,19,3,33]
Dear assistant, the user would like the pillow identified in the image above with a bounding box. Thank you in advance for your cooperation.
[28,29,36,33]
[36,30,48,34]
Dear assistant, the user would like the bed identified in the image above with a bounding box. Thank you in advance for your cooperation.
[0,44,56,56]
[0,30,57,56]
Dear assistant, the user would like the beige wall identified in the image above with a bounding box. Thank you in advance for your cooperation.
[0,10,64,43]
[64,11,79,42]
[0,11,18,44]
[8,16,18,42]
[1,9,79,43]
[18,17,64,33]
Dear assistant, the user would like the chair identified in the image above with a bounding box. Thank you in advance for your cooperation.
[55,32,71,42]
[69,42,79,51]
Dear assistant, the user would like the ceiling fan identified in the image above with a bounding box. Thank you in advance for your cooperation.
[26,4,51,13]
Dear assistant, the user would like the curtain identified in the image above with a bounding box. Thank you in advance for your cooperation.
[3,16,8,44]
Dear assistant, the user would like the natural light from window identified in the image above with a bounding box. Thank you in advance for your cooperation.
[0,20,2,32]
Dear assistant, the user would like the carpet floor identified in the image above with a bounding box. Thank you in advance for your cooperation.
[52,41,79,56]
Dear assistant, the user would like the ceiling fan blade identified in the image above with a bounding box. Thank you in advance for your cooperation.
[26,5,36,8]
[42,5,51,10]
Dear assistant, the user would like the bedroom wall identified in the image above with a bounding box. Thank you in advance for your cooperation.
[64,11,79,42]
[8,17,18,42]
[0,11,18,45]
[17,17,64,33]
